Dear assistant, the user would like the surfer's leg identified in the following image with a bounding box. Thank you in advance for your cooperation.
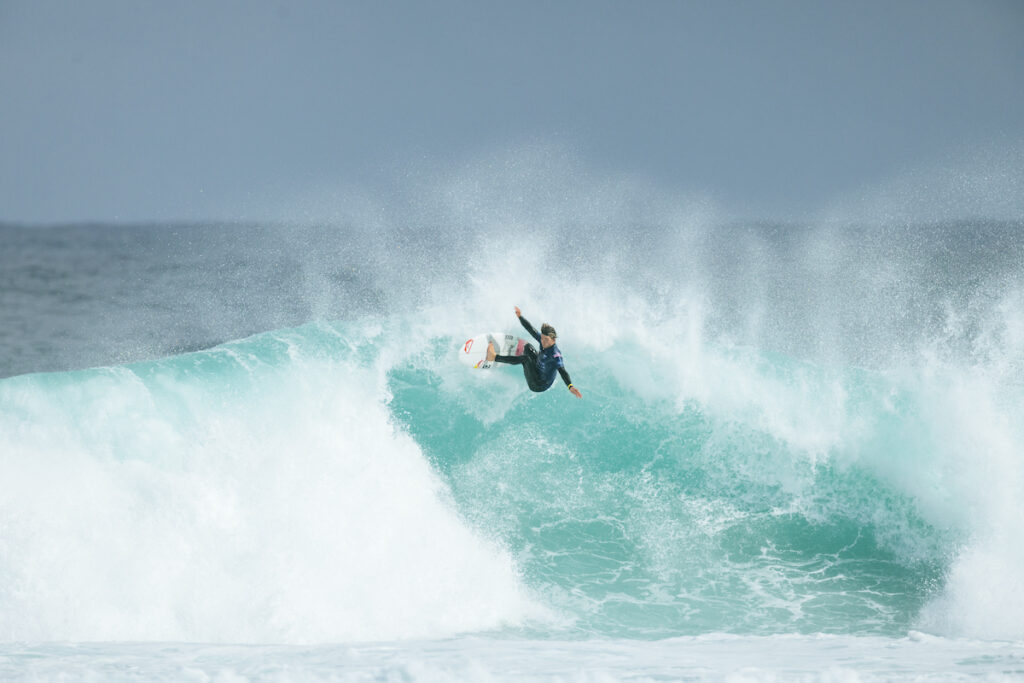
[522,351,547,391]
[522,365,547,392]
[500,344,547,392]
[494,342,534,366]
[521,343,538,364]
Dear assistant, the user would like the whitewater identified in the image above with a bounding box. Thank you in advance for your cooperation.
[1,161,1024,680]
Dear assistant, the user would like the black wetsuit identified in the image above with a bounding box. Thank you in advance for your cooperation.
[494,315,573,392]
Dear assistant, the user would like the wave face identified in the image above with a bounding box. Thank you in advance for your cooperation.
[1,163,1023,644]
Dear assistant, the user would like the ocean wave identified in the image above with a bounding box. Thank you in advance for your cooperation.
[2,283,1021,642]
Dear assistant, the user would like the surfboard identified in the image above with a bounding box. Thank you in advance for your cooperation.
[459,332,528,369]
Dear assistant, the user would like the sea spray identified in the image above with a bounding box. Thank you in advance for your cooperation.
[911,286,1024,639]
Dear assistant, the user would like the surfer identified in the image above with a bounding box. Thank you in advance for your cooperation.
[488,307,583,398]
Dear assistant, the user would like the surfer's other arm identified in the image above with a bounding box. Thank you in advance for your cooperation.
[560,366,582,398]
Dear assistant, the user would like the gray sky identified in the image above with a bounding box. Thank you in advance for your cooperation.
[2,0,1022,224]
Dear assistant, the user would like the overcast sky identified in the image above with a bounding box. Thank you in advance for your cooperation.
[2,0,1022,224]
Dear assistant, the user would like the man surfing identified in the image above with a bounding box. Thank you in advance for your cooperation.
[488,306,583,398]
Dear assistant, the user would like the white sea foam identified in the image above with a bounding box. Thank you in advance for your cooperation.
[0,331,539,643]
[2,634,1023,682]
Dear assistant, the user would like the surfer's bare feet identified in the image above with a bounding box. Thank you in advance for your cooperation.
[486,342,496,362]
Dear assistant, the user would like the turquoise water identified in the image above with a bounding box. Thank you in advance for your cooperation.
[392,344,944,638]
[3,313,1018,644]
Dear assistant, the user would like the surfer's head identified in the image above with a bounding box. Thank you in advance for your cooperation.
[540,324,557,348]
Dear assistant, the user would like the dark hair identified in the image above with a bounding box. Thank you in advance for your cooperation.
[541,324,557,339]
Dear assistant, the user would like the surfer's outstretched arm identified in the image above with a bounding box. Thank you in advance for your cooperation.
[516,311,542,343]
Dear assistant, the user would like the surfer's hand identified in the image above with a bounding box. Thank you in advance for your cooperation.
[514,306,522,317]
[569,385,582,399]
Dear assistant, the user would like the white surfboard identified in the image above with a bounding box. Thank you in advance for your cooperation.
[458,332,528,369]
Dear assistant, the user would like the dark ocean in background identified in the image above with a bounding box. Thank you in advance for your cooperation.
[0,224,386,377]
[2,211,1024,679]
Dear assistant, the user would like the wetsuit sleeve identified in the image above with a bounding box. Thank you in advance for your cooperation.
[518,315,542,343]
[558,366,573,387]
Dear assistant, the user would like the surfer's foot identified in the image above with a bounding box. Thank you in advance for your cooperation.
[486,342,496,362]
